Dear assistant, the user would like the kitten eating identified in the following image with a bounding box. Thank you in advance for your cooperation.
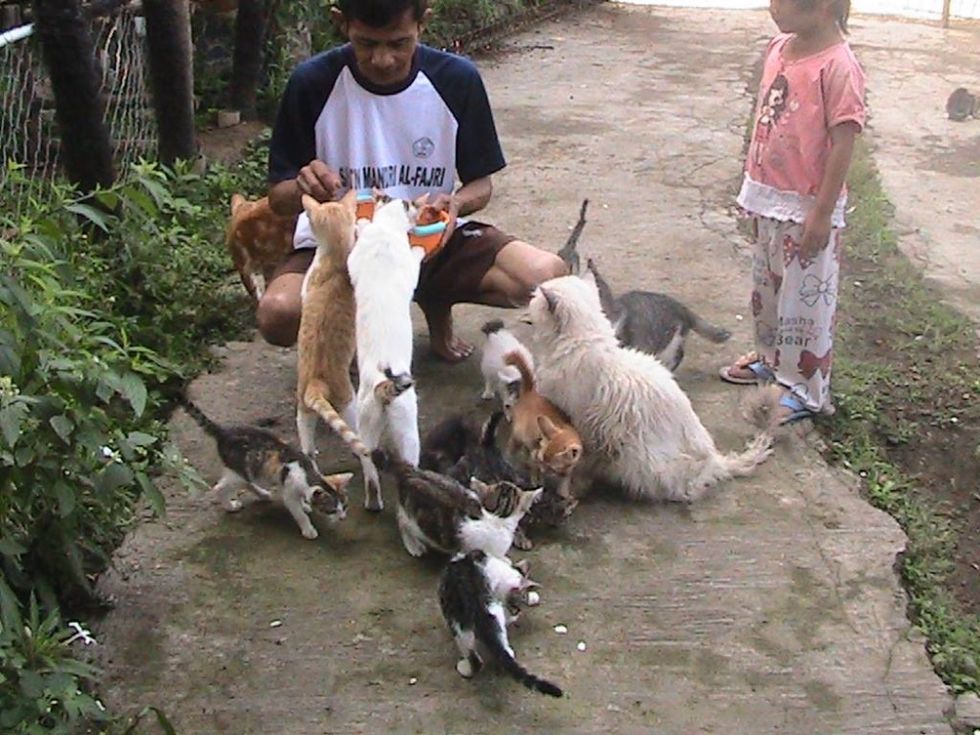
[585,257,730,372]
[479,319,534,412]
[503,350,583,502]
[180,398,352,539]
[374,449,541,559]
[439,550,561,697]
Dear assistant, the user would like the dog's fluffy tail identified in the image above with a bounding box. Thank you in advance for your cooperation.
[718,431,774,477]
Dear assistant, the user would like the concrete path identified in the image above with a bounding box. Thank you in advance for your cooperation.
[849,14,980,325]
[94,6,953,733]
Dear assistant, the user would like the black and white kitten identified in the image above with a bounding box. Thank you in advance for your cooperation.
[585,257,731,371]
[439,550,561,697]
[375,449,541,558]
[181,399,351,539]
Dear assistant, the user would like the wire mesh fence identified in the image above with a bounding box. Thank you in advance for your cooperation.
[0,4,157,221]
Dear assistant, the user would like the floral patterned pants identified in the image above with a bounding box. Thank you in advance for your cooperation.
[749,215,841,414]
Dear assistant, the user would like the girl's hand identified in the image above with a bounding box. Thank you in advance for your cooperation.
[801,209,832,259]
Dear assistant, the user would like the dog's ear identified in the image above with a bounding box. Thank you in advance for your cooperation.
[540,287,559,314]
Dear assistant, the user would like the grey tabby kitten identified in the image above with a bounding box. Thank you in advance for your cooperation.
[181,399,351,539]
[947,87,979,121]
[374,449,540,558]
[439,549,561,697]
[585,257,731,372]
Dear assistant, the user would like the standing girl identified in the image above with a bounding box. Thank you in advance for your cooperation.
[720,0,866,425]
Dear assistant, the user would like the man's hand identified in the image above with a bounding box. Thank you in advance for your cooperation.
[418,192,460,249]
[800,208,832,259]
[297,160,342,202]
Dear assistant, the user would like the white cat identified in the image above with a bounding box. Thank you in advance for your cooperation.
[479,319,534,415]
[526,275,773,502]
[347,196,425,511]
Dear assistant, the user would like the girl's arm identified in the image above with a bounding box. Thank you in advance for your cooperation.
[801,121,861,256]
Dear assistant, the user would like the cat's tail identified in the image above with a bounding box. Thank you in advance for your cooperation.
[688,311,732,344]
[303,382,370,459]
[474,609,563,698]
[556,199,588,275]
[503,351,535,395]
[480,318,506,336]
[374,366,414,407]
[178,395,225,441]
[480,411,506,448]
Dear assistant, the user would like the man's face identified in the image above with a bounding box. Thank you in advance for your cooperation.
[340,7,424,88]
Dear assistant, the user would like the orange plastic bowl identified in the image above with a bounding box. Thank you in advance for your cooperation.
[409,211,450,257]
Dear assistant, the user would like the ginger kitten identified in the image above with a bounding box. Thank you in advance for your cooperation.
[296,190,379,496]
[503,351,583,500]
[225,194,297,300]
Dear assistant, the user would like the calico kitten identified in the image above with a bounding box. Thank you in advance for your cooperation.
[585,257,730,372]
[439,550,562,697]
[348,195,425,511]
[375,449,540,559]
[225,194,297,300]
[555,198,589,276]
[181,399,352,539]
[296,191,380,499]
[504,351,583,501]
[479,320,533,413]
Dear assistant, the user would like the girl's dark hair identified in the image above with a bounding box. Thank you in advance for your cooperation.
[798,0,850,33]
[335,0,428,27]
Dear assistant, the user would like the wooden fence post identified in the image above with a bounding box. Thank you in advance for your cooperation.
[942,0,952,27]
[143,0,197,164]
[31,0,116,191]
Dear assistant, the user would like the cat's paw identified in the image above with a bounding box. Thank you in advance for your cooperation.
[527,590,541,606]
[456,658,475,678]
[222,498,243,513]
[480,387,494,400]
[364,480,384,512]
[301,525,319,540]
[512,529,533,551]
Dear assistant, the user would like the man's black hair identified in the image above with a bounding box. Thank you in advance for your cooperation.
[335,0,428,27]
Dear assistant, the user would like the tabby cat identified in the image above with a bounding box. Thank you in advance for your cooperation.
[181,398,351,539]
[439,550,562,697]
[295,191,381,502]
[225,194,297,300]
[585,257,731,372]
[375,449,540,559]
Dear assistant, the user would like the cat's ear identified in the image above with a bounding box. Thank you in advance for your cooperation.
[537,414,558,439]
[563,445,582,462]
[580,264,597,289]
[469,477,491,496]
[301,194,320,214]
[339,188,357,209]
[513,558,531,576]
[231,193,246,213]
[325,472,354,493]
[518,487,544,513]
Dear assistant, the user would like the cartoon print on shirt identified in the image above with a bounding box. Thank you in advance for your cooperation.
[753,74,789,166]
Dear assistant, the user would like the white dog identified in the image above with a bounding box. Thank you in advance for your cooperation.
[526,275,772,502]
[478,319,534,413]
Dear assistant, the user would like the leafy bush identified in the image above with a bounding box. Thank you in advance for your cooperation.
[0,147,264,731]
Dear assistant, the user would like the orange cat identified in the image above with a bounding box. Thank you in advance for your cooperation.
[504,351,583,499]
[225,194,297,300]
[296,190,380,498]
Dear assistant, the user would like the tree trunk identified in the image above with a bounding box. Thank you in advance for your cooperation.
[31,0,115,191]
[143,0,197,164]
[229,0,267,119]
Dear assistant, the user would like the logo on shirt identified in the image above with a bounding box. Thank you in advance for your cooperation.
[412,137,435,159]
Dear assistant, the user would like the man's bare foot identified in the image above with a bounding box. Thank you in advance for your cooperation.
[420,301,473,363]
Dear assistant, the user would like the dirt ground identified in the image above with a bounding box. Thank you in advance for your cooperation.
[92,5,958,733]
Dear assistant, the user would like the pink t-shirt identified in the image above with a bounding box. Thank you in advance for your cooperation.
[737,34,867,226]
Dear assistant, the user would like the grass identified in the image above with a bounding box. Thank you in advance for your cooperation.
[819,138,980,694]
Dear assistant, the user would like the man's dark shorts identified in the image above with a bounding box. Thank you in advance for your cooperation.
[268,221,516,303]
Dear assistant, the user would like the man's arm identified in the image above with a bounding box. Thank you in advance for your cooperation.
[454,175,492,216]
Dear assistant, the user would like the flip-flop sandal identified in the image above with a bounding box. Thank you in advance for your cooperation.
[719,355,774,385]
[778,393,817,425]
